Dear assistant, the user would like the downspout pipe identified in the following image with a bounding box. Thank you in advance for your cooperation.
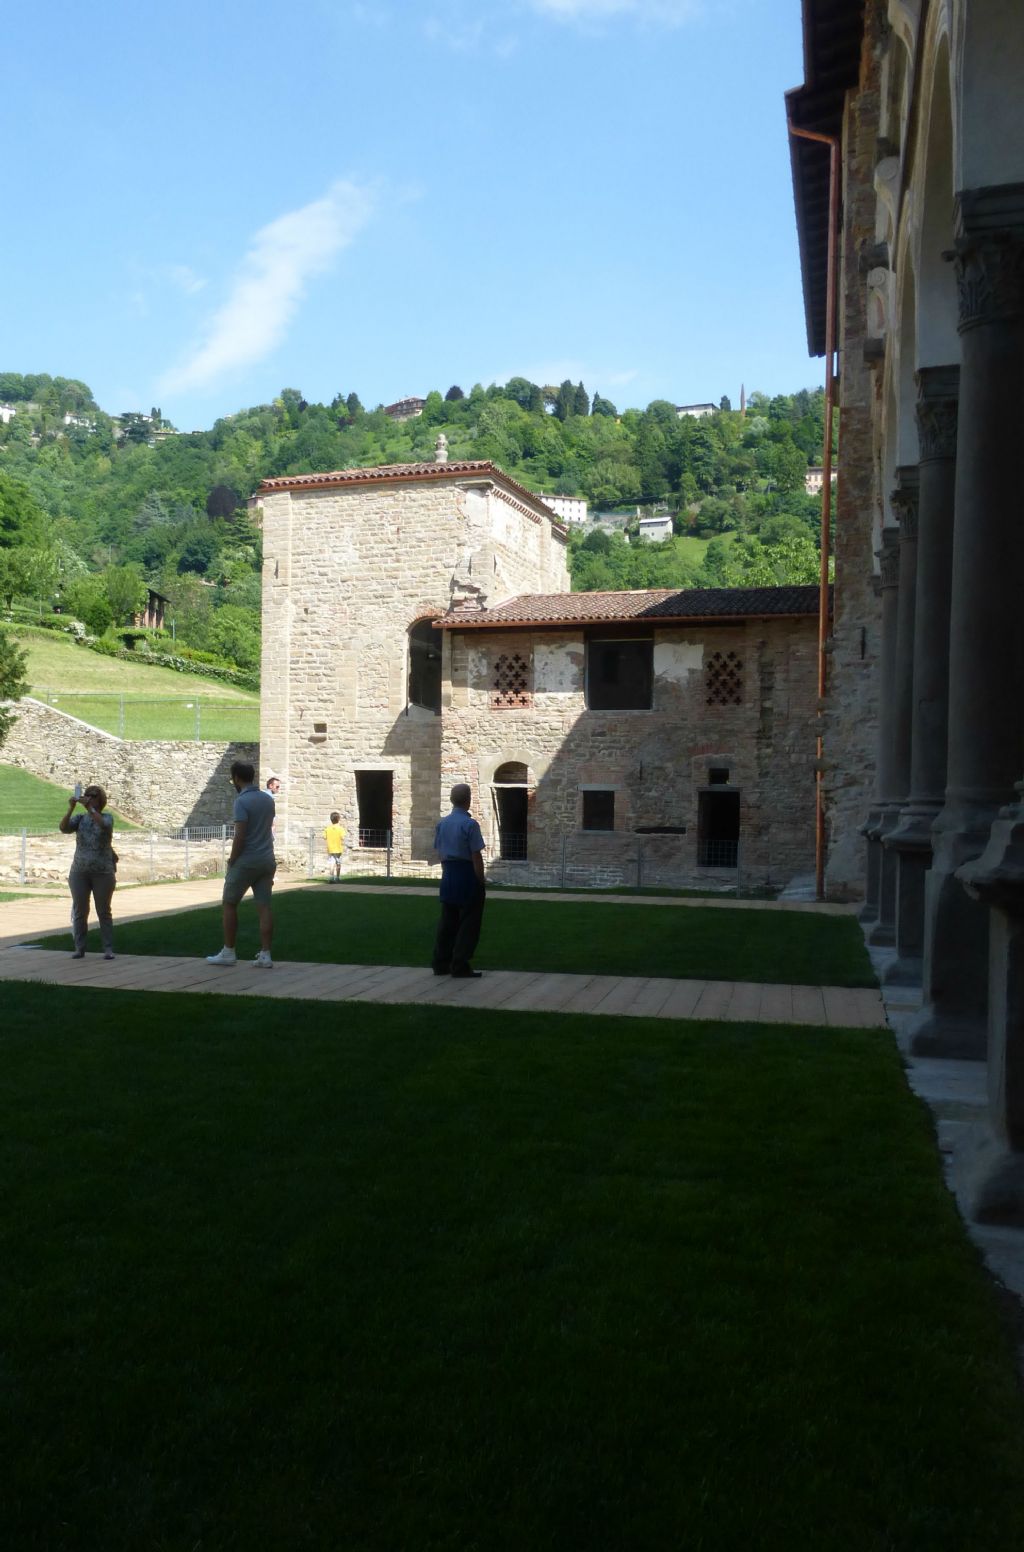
[787,113,840,902]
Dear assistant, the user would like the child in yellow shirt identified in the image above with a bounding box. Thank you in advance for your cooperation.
[324,812,346,881]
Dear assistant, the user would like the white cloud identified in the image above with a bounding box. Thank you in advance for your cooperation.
[158,179,375,395]
[164,263,207,296]
[527,0,700,24]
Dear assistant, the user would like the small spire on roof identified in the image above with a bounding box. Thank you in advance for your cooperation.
[435,432,449,465]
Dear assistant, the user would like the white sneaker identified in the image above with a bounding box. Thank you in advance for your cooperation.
[252,950,274,968]
[206,947,237,966]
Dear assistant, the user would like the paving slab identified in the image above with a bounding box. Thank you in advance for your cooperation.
[0,947,883,1029]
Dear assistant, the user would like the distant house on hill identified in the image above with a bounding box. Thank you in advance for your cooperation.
[675,402,717,419]
[804,465,838,495]
[636,515,673,543]
[133,588,171,631]
[539,494,588,525]
[383,397,426,422]
[0,403,17,424]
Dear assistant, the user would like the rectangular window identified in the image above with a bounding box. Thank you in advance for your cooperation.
[586,637,653,711]
[582,790,615,831]
[355,770,393,848]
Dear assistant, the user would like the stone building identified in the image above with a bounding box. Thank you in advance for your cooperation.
[257,451,824,892]
[787,0,1024,1218]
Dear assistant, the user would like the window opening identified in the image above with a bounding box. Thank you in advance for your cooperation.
[408,619,442,713]
[491,651,532,710]
[586,637,653,711]
[582,790,615,831]
[356,770,394,848]
[697,789,740,868]
[708,766,730,784]
[492,761,529,860]
[705,650,743,706]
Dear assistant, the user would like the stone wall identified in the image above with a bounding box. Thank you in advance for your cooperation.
[823,5,885,899]
[258,472,569,856]
[1,697,259,830]
[440,619,820,891]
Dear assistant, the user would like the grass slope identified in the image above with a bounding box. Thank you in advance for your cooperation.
[2,985,1023,1550]
[14,632,259,739]
[44,887,876,986]
[0,764,140,831]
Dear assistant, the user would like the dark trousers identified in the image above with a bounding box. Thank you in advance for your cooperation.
[432,889,486,972]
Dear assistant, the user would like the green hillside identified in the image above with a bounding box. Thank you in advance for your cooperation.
[0,764,140,831]
[13,630,258,741]
[0,372,831,683]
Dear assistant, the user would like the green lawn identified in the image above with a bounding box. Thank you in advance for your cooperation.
[2,984,1023,1550]
[0,763,141,831]
[42,888,876,986]
[30,690,259,741]
[16,629,259,701]
[340,873,756,899]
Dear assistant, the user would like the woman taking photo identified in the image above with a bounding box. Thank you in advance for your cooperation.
[59,783,116,960]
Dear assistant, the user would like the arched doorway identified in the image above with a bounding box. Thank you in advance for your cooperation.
[407,618,442,713]
[492,761,530,861]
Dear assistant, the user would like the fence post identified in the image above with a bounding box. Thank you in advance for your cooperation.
[19,828,27,886]
[386,830,393,879]
[195,700,201,741]
[307,828,315,879]
[118,695,125,738]
[560,833,567,890]
[149,831,155,883]
[184,827,190,881]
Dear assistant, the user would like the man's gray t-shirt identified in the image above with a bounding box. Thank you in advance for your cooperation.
[233,785,276,865]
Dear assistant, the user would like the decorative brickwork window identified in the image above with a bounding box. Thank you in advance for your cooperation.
[705,651,743,707]
[491,651,532,710]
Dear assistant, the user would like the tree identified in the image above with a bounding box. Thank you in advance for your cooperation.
[444,385,465,401]
[573,381,590,417]
[0,627,28,748]
[103,564,148,624]
[720,394,732,412]
[64,574,114,634]
[207,603,260,669]
[591,393,617,418]
[206,484,241,519]
[554,380,575,422]
[0,472,46,548]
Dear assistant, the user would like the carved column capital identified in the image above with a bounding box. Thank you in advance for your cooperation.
[948,186,1024,332]
[915,365,959,462]
[890,466,920,540]
[878,525,900,589]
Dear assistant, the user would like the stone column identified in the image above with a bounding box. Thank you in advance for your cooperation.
[859,576,885,925]
[909,186,1024,1059]
[884,368,959,986]
[871,468,919,946]
[863,527,901,941]
[954,784,1024,1223]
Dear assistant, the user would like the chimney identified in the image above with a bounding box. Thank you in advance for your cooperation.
[435,432,449,465]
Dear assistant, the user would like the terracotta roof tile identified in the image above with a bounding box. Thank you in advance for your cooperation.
[437,584,829,629]
[257,461,564,530]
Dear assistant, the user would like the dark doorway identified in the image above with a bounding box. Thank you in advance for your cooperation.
[356,770,393,848]
[697,789,739,868]
[408,619,442,713]
[493,762,529,860]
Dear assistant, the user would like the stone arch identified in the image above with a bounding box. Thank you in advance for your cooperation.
[880,23,913,154]
[407,612,443,713]
[489,758,533,862]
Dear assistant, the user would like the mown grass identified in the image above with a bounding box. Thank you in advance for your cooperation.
[16,629,259,701]
[338,873,754,899]
[2,984,1023,1551]
[41,887,875,986]
[0,763,141,831]
[30,691,259,741]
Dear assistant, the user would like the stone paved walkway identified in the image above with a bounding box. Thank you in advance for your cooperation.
[0,876,883,1028]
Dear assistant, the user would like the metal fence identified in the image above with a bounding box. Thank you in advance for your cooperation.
[0,825,237,886]
[30,689,258,742]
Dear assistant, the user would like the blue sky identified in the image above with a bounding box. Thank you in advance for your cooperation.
[4,0,818,429]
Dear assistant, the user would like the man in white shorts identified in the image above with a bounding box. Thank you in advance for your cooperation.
[206,760,277,967]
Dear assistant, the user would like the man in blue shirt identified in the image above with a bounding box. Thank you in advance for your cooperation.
[432,782,486,978]
[206,760,277,968]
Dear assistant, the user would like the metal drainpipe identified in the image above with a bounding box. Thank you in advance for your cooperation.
[787,114,840,901]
